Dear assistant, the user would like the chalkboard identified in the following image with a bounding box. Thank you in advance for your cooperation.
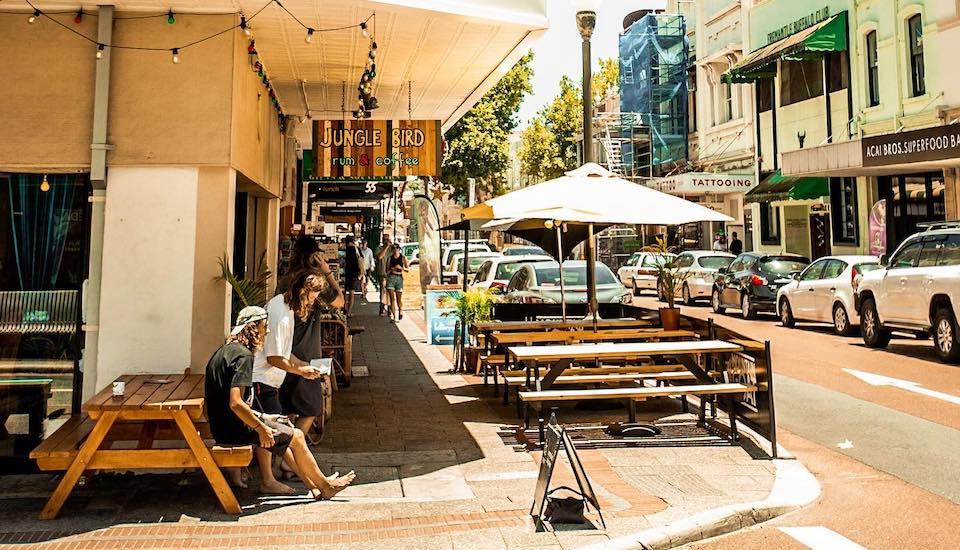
[531,415,605,528]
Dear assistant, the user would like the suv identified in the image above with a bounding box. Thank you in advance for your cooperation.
[856,226,960,363]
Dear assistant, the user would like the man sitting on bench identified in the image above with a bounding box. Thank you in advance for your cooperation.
[205,306,355,499]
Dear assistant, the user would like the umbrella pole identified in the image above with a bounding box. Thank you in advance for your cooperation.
[587,223,598,331]
[556,224,566,322]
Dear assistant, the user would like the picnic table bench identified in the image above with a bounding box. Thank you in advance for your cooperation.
[30,374,252,520]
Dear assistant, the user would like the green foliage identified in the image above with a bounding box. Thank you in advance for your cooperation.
[444,287,496,326]
[540,75,583,171]
[518,118,565,182]
[649,237,690,308]
[592,57,619,105]
[217,252,272,318]
[443,52,534,199]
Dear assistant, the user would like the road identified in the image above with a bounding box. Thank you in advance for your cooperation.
[630,295,960,548]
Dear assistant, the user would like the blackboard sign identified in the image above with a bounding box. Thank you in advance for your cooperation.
[531,415,605,528]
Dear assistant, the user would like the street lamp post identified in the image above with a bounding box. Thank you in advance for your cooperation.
[576,1,599,323]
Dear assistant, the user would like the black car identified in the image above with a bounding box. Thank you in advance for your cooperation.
[711,253,810,319]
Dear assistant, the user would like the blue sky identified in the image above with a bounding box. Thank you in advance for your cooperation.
[516,0,666,127]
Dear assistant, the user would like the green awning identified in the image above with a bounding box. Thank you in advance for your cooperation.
[746,170,829,203]
[723,12,848,83]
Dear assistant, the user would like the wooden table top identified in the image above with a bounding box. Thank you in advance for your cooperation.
[472,318,652,333]
[82,374,205,415]
[507,340,743,362]
[491,329,696,346]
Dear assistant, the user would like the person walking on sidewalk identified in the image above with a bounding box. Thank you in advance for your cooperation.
[375,233,393,316]
[342,235,362,317]
[386,243,409,322]
[360,239,375,296]
[205,305,355,499]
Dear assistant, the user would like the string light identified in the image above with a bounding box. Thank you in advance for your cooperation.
[28,9,40,24]
[360,22,368,38]
[240,16,252,37]
[40,175,50,193]
[74,11,83,24]
[167,10,175,25]
[305,28,314,43]
[96,44,104,59]
[171,48,180,64]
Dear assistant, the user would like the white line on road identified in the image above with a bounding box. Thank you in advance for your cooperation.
[843,368,960,405]
[780,526,867,550]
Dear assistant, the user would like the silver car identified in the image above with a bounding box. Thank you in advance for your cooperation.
[778,255,881,335]
[665,251,736,305]
[504,261,631,305]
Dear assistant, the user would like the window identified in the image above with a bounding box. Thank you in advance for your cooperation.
[625,254,640,267]
[830,177,859,245]
[643,254,675,267]
[826,51,850,93]
[801,260,827,281]
[675,255,695,269]
[716,81,733,125]
[822,260,847,279]
[760,203,781,245]
[781,58,824,106]
[757,78,774,112]
[939,235,960,266]
[908,14,925,97]
[890,239,922,268]
[918,238,944,267]
[866,31,880,106]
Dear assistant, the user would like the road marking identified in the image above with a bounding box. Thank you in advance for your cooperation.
[837,439,853,449]
[780,526,867,549]
[843,368,960,405]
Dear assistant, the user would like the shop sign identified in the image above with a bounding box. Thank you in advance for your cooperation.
[312,119,441,179]
[868,200,887,256]
[862,123,960,167]
[657,172,758,195]
[765,7,830,46]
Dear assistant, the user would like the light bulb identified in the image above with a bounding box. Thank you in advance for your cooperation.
[96,44,104,59]
[74,11,83,24]
[167,10,175,24]
[171,48,180,64]
[240,16,252,37]
[360,22,368,38]
[40,175,50,192]
[305,28,314,44]
[29,10,40,24]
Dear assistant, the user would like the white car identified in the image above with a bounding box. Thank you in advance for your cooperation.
[617,252,677,295]
[470,255,553,292]
[856,226,960,362]
[777,255,881,335]
[503,261,632,305]
[442,251,501,285]
[665,251,736,305]
[441,243,491,269]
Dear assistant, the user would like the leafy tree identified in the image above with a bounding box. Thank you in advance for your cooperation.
[518,118,564,182]
[443,52,534,199]
[592,57,619,105]
[540,75,583,171]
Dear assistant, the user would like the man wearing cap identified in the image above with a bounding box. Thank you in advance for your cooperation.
[204,306,356,498]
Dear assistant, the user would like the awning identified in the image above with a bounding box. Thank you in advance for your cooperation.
[746,170,830,203]
[723,12,848,83]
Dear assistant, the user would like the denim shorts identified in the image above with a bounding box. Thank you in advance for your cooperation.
[386,274,404,291]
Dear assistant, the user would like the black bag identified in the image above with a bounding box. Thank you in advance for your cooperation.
[291,306,324,361]
[543,486,587,524]
[281,305,326,417]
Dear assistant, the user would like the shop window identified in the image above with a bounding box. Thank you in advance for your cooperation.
[908,14,925,97]
[830,177,858,245]
[757,78,774,112]
[715,81,733,125]
[759,202,781,245]
[826,51,849,93]
[866,31,880,106]
[780,58,823,106]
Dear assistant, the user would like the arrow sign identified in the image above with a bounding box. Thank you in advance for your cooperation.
[843,368,960,406]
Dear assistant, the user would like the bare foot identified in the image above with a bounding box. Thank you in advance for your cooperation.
[317,470,356,500]
[260,479,296,495]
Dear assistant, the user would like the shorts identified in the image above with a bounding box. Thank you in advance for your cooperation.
[386,274,404,291]
[254,415,295,457]
[344,276,362,292]
[252,382,283,414]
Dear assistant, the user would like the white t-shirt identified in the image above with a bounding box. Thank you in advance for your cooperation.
[253,294,295,388]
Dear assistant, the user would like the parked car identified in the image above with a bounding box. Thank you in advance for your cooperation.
[502,245,548,256]
[440,242,491,269]
[442,251,501,285]
[856,226,960,362]
[503,261,631,305]
[470,255,553,292]
[777,255,882,335]
[660,251,736,305]
[617,252,677,295]
[712,253,810,319]
[401,242,419,262]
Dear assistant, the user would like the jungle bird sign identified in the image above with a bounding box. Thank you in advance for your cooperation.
[312,119,441,179]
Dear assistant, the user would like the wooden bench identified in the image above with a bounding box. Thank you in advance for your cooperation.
[0,290,79,334]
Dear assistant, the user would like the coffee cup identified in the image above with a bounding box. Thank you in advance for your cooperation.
[112,381,125,396]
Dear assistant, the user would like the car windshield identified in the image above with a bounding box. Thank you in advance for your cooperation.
[495,262,529,280]
[759,256,810,275]
[456,256,488,272]
[697,256,733,269]
[504,246,546,256]
[855,262,882,274]
[533,264,617,286]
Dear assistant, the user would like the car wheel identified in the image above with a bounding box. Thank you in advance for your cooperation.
[833,304,854,336]
[779,299,795,327]
[860,298,891,348]
[682,284,693,306]
[740,293,756,320]
[933,308,960,363]
[712,289,726,314]
[632,282,641,297]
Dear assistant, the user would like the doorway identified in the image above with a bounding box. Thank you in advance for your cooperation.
[809,212,832,260]
[879,173,945,252]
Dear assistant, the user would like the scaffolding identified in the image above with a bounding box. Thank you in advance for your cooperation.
[619,13,689,178]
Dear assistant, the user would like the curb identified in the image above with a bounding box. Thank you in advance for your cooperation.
[578,459,820,550]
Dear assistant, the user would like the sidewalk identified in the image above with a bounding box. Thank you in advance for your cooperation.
[0,296,791,549]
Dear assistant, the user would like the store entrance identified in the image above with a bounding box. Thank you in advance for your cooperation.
[879,172,945,253]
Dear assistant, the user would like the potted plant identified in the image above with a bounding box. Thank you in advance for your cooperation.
[650,238,690,330]
[447,287,496,372]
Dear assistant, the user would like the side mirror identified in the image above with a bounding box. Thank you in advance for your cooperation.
[879,254,889,267]
[717,267,728,274]
[790,271,801,280]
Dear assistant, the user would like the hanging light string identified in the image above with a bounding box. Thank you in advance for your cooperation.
[354,13,378,119]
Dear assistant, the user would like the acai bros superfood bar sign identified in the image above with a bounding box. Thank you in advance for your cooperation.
[862,123,960,167]
[312,119,441,179]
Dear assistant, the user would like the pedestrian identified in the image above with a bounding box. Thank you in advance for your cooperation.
[375,233,393,316]
[712,233,726,252]
[342,235,362,317]
[386,243,409,322]
[729,231,743,255]
[251,270,337,494]
[204,305,355,499]
[360,239,375,295]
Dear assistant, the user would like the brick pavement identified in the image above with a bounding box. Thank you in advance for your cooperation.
[0,296,776,549]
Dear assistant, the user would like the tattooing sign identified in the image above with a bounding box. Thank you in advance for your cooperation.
[312,120,441,179]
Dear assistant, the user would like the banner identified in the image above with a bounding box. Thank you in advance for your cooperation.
[868,199,887,256]
[424,287,462,345]
[312,119,441,179]
[414,197,441,293]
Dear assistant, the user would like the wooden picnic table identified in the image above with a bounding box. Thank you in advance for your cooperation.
[490,329,695,347]
[30,374,250,520]
[471,318,652,339]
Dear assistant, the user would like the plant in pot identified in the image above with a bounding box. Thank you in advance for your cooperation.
[650,238,690,330]
[446,287,497,373]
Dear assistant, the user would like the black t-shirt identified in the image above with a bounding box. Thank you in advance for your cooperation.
[344,245,361,278]
[204,342,256,445]
[730,238,743,255]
